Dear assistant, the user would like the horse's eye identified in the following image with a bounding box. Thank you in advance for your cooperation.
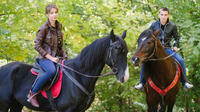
[117,46,121,49]
[146,47,151,52]
[147,42,152,44]
[115,45,122,49]
[122,49,125,53]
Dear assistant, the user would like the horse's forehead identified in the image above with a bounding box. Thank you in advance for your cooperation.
[141,37,147,42]
[138,36,148,43]
[112,36,127,50]
[119,39,127,48]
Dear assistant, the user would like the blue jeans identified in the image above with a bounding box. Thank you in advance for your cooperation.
[32,59,56,92]
[139,48,187,85]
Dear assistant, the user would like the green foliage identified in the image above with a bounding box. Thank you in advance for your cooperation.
[0,0,200,111]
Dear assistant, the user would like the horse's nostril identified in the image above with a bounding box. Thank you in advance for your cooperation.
[112,67,118,74]
[132,57,140,65]
[135,57,140,63]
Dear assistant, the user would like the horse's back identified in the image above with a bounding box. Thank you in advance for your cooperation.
[0,62,33,108]
[0,61,32,80]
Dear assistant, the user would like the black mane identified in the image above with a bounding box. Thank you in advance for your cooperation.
[79,36,110,71]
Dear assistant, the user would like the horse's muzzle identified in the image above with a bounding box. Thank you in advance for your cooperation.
[132,57,140,66]
[117,65,129,83]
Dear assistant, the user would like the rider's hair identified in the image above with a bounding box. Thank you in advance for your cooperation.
[159,7,169,14]
[46,4,58,14]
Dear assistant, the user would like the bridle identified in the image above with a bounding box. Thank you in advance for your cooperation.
[106,40,120,74]
[144,34,176,61]
[107,40,116,67]
[57,39,118,78]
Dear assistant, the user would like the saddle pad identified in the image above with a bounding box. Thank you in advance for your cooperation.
[31,69,63,99]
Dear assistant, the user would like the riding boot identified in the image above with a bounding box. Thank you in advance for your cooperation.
[27,90,40,107]
[180,69,193,91]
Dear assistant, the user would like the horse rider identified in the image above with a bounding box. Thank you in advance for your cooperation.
[27,4,67,107]
[134,7,193,91]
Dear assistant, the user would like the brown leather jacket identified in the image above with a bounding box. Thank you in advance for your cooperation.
[34,19,67,59]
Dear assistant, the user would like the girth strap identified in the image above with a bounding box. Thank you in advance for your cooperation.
[62,68,94,107]
[46,90,57,110]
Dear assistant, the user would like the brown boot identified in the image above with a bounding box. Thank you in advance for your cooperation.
[27,90,40,107]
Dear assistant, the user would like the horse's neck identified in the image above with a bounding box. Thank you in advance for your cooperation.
[77,50,107,93]
[71,38,110,93]
[80,61,105,93]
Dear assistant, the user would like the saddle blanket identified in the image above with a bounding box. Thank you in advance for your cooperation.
[31,69,63,99]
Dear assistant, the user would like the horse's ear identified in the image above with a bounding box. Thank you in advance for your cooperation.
[121,30,127,39]
[153,29,160,37]
[110,29,116,42]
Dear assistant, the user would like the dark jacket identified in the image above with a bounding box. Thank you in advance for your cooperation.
[34,19,67,59]
[149,19,179,48]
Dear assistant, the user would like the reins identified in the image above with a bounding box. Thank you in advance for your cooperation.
[148,52,176,61]
[57,62,113,78]
[145,34,176,61]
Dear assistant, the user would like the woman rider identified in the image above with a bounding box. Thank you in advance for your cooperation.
[27,4,67,107]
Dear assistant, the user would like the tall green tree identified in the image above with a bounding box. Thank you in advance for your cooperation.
[0,0,199,111]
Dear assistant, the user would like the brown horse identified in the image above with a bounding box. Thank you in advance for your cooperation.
[132,29,180,112]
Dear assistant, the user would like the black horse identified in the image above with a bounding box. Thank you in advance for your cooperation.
[0,30,129,112]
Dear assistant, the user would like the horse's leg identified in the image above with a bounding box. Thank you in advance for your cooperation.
[159,104,166,112]
[9,99,23,112]
[166,94,177,112]
[159,96,166,112]
[167,102,175,112]
[147,105,158,112]
[146,93,159,112]
[147,99,158,112]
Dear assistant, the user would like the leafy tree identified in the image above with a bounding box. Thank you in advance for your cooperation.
[0,0,199,111]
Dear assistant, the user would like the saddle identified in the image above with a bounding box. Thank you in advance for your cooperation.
[174,58,184,79]
[31,58,60,91]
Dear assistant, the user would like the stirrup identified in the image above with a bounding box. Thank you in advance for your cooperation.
[27,90,40,107]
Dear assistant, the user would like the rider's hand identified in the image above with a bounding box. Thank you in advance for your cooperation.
[52,57,59,63]
[45,54,59,63]
[173,47,179,52]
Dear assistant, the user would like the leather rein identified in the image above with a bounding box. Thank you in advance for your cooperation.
[57,62,113,78]
[145,34,176,61]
